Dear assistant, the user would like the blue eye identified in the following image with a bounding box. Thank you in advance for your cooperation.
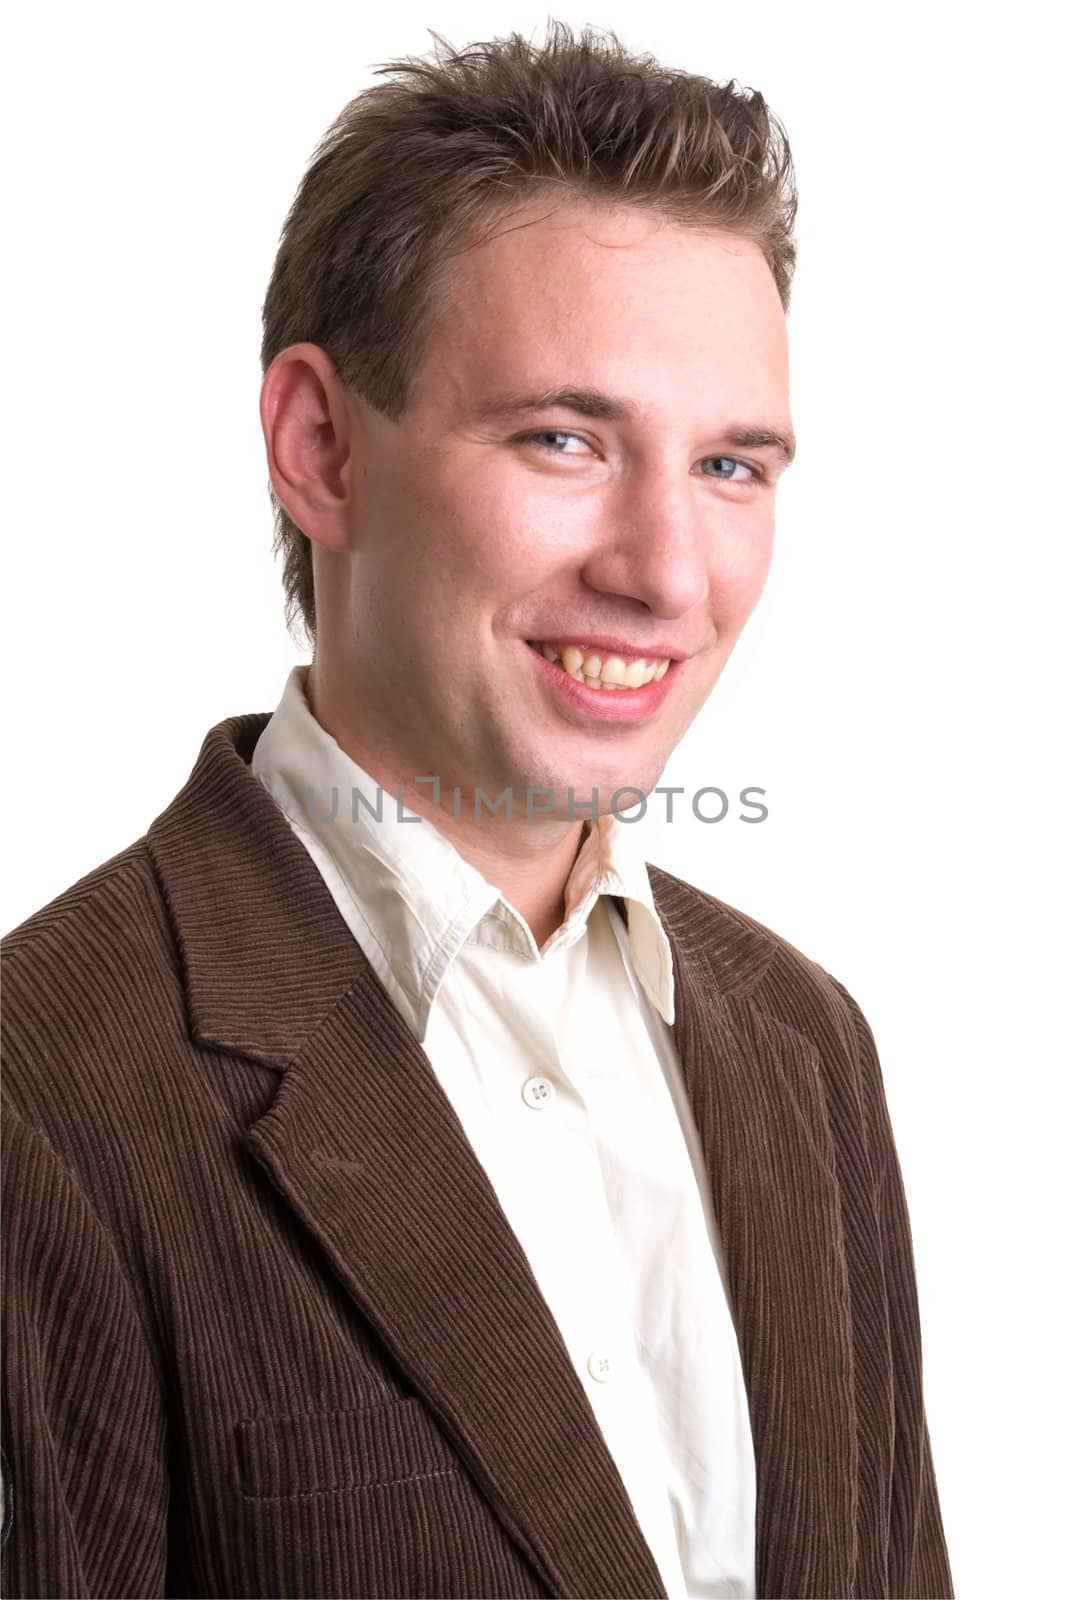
[515,429,590,454]
[699,456,759,482]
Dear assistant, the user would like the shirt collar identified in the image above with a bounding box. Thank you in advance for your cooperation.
[251,665,675,1040]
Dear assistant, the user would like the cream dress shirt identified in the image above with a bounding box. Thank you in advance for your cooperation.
[251,665,757,1599]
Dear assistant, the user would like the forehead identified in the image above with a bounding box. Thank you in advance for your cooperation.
[417,199,789,418]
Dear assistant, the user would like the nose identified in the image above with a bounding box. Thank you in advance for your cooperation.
[578,463,711,619]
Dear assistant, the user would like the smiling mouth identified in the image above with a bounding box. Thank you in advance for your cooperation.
[526,640,671,690]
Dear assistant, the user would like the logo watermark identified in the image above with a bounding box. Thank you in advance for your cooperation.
[264,775,769,826]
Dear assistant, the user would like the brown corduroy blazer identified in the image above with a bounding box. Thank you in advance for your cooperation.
[0,711,953,1600]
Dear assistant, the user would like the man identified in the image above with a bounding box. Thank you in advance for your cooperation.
[1,22,952,1599]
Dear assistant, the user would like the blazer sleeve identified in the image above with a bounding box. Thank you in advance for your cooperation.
[830,977,954,1600]
[1,1107,168,1598]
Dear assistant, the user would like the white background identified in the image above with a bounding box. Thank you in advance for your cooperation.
[3,3,1063,1594]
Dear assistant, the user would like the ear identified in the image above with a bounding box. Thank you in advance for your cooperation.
[259,343,364,552]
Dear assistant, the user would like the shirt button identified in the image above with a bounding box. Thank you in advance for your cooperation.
[521,1076,555,1110]
[587,1351,612,1383]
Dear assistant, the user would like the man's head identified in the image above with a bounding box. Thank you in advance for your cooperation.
[260,22,796,819]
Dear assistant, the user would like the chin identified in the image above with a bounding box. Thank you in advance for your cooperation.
[538,758,671,821]
[497,728,671,813]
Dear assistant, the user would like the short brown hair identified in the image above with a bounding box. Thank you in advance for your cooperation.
[260,21,798,649]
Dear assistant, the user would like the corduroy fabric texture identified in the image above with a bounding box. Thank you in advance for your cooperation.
[0,711,953,1599]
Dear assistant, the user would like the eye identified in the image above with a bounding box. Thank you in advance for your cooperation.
[698,455,762,482]
[512,429,593,456]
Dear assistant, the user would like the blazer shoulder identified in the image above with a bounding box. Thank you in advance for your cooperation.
[648,861,864,1055]
[1,837,187,1123]
[3,834,160,952]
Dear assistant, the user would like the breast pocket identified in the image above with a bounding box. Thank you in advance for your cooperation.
[235,1394,456,1499]
[230,1396,547,1599]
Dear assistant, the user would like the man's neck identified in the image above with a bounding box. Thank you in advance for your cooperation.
[413,803,588,950]
[305,670,589,950]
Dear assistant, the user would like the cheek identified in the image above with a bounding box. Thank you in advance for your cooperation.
[708,516,776,628]
[443,472,577,591]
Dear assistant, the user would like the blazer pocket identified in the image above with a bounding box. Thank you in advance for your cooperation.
[235,1395,458,1500]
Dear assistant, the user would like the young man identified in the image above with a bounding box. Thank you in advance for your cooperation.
[1,23,952,1599]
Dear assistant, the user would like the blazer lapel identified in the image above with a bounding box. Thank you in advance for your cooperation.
[646,870,860,1600]
[149,713,668,1600]
[240,964,671,1600]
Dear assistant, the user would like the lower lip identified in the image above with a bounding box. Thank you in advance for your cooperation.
[525,643,678,724]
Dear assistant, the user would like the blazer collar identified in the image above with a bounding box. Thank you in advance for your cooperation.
[147,711,774,1066]
[148,710,857,1600]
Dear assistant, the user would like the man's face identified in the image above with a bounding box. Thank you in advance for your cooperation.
[322,199,793,815]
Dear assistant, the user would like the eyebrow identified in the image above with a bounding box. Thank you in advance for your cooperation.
[470,385,797,464]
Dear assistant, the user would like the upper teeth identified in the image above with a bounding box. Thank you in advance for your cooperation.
[532,642,670,689]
